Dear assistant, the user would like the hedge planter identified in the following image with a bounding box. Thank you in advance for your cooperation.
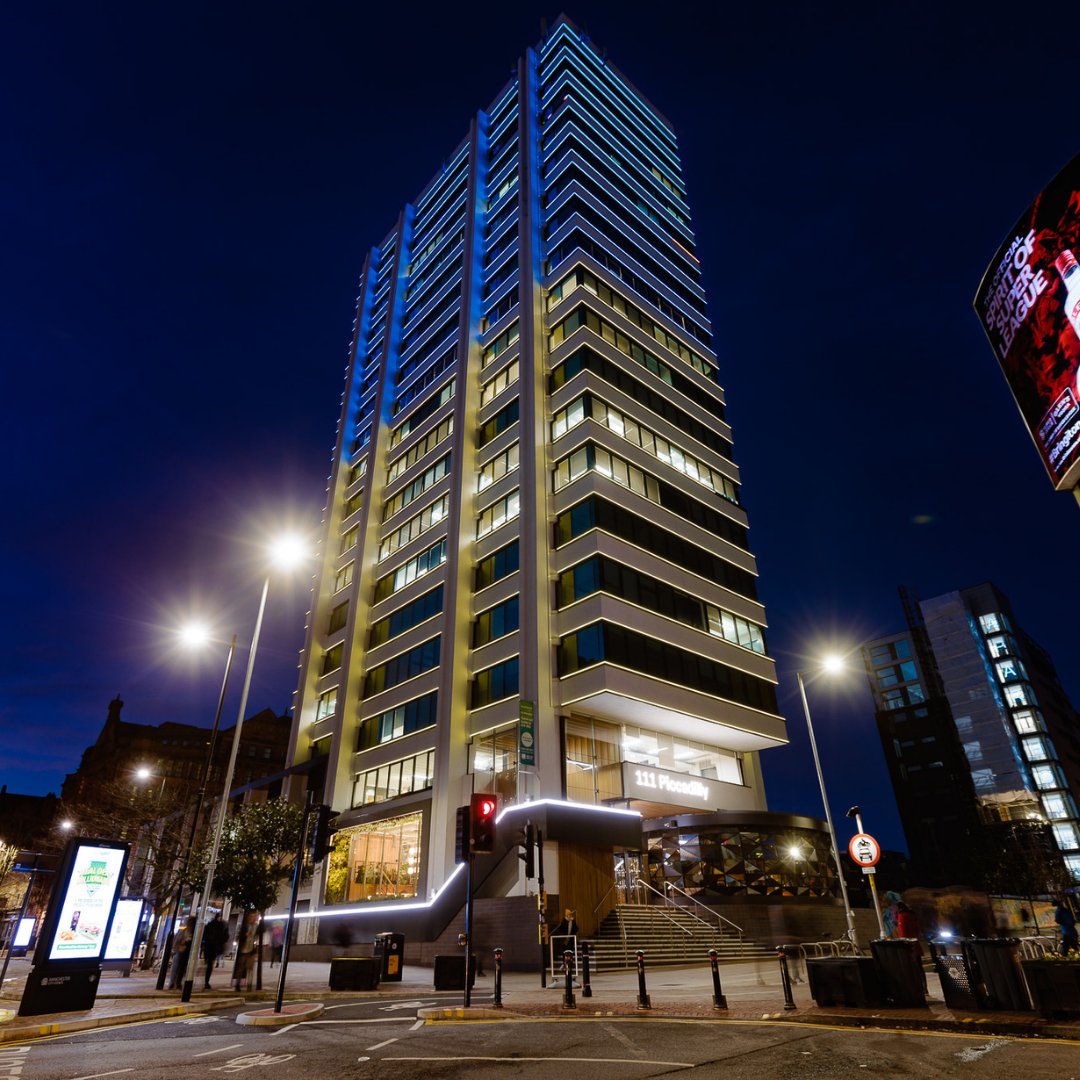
[1021,959,1080,1018]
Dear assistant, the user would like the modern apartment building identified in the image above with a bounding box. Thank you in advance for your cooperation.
[286,18,787,935]
[863,584,1080,888]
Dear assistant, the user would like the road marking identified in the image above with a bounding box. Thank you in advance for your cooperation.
[379,1000,437,1011]
[211,1053,295,1072]
[195,1044,245,1057]
[410,1020,424,1031]
[68,1071,135,1080]
[387,1058,692,1068]
[364,1038,398,1051]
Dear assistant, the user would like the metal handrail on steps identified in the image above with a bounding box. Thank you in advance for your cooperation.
[630,876,743,946]
[662,881,744,945]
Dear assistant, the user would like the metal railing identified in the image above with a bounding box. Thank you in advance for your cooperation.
[662,881,744,944]
[1017,934,1058,959]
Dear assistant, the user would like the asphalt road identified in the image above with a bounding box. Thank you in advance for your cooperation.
[5,997,1079,1079]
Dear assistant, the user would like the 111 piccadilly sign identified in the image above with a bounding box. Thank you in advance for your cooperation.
[975,152,1080,494]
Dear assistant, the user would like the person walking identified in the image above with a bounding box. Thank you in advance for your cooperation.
[232,911,259,991]
[168,917,195,990]
[270,921,285,967]
[201,913,228,990]
[1055,896,1078,955]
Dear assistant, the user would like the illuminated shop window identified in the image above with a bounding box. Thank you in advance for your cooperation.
[324,811,423,905]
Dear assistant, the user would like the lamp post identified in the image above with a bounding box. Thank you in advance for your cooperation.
[153,631,236,987]
[180,535,305,1002]
[796,665,859,950]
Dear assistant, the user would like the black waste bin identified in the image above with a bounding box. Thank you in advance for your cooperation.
[433,953,476,991]
[806,957,883,1007]
[870,938,927,1007]
[329,956,380,991]
[929,939,980,1011]
[963,938,1031,1011]
[373,932,405,982]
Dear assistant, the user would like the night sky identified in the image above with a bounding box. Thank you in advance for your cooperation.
[4,2,1080,857]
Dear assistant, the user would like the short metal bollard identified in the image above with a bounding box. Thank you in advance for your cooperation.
[563,949,576,1009]
[635,949,651,1010]
[777,945,797,1010]
[581,940,592,998]
[708,948,727,1009]
[493,948,503,1009]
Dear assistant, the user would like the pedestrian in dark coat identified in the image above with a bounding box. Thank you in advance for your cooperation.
[202,914,229,990]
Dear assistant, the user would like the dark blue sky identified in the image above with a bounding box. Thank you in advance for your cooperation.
[4,2,1079,856]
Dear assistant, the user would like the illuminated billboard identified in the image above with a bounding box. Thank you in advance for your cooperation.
[46,841,128,962]
[974,152,1080,490]
[104,898,145,962]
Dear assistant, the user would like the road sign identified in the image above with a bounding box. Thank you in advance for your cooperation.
[848,832,881,867]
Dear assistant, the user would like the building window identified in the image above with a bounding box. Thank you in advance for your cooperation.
[374,538,447,602]
[471,656,519,708]
[358,691,438,751]
[340,526,358,554]
[315,688,338,721]
[995,659,1026,683]
[1052,823,1080,851]
[1031,764,1063,791]
[469,725,518,802]
[334,563,354,593]
[477,442,519,492]
[379,495,448,561]
[480,359,519,406]
[1013,709,1043,734]
[473,596,519,647]
[353,749,435,807]
[475,540,519,590]
[324,811,423,904]
[369,587,443,648]
[477,489,520,538]
[364,637,441,697]
[322,643,343,676]
[1003,684,1034,708]
[328,601,349,634]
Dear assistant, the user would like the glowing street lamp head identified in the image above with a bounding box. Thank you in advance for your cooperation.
[822,654,845,676]
[59,819,74,831]
[269,533,306,571]
[136,767,152,781]
[178,621,212,649]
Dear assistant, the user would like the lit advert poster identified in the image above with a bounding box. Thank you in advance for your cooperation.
[47,843,128,962]
[974,152,1080,490]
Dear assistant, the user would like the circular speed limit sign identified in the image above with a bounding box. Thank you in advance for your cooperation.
[847,832,881,867]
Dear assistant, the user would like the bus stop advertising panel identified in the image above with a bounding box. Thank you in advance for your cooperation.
[974,152,1080,492]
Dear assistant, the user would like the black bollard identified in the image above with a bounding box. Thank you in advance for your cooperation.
[493,948,503,1009]
[777,946,797,1010]
[563,949,576,1009]
[635,949,651,1010]
[581,941,592,998]
[708,948,727,1009]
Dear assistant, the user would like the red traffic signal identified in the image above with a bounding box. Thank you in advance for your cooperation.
[470,793,498,854]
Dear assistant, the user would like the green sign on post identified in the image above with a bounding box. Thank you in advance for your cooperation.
[518,699,535,769]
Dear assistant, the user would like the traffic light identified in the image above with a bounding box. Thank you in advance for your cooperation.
[454,805,470,864]
[516,822,535,878]
[311,804,337,863]
[469,793,498,854]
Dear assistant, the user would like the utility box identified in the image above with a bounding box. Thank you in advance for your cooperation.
[373,932,405,982]
[433,953,476,991]
[328,957,380,991]
[871,938,927,1007]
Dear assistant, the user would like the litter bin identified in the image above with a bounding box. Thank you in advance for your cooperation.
[963,938,1031,1011]
[806,957,883,1007]
[870,938,927,1007]
[433,953,476,991]
[373,932,405,982]
[929,939,980,1011]
[329,957,380,991]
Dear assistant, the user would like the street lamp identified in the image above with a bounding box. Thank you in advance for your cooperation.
[180,534,306,1002]
[796,658,859,951]
[153,627,237,987]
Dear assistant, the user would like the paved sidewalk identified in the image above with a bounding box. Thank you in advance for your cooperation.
[2,954,1078,1043]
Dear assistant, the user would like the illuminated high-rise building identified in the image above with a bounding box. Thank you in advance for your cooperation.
[287,18,788,939]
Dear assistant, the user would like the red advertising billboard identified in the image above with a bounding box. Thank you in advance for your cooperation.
[975,152,1080,491]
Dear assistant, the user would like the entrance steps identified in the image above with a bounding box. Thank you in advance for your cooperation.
[585,903,775,971]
